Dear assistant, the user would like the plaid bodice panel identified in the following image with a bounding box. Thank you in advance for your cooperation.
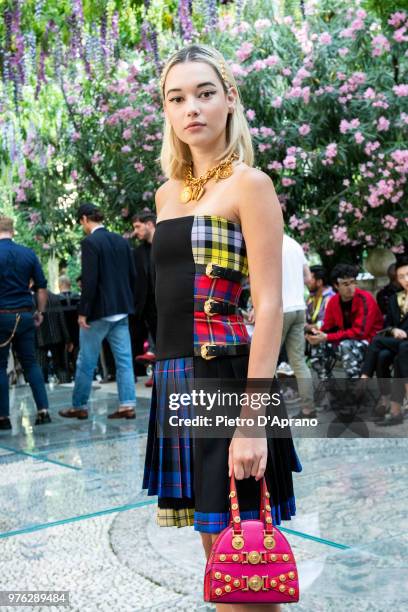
[153,215,250,359]
[191,216,250,349]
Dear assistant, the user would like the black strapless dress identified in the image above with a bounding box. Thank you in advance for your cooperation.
[143,215,302,533]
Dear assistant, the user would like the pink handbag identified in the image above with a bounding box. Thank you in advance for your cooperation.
[204,474,300,604]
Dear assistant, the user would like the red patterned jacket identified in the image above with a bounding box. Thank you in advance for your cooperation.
[322,287,384,343]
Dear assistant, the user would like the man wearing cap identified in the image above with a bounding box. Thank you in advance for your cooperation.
[59,204,138,420]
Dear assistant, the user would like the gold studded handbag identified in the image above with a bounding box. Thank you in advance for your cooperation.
[204,474,300,604]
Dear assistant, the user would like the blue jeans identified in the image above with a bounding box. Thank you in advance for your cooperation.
[72,316,136,409]
[0,312,49,417]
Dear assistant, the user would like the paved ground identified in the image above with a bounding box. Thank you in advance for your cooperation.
[0,377,407,611]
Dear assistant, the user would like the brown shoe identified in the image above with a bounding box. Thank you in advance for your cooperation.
[108,408,136,419]
[59,408,88,420]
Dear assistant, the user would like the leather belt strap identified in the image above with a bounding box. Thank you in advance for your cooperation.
[195,343,250,360]
[196,262,244,283]
[196,299,238,317]
[0,307,32,314]
[211,569,297,598]
[214,552,294,564]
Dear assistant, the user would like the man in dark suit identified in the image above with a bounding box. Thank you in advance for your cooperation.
[59,204,138,420]
[132,212,157,345]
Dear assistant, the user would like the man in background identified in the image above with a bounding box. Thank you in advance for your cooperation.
[59,204,138,420]
[0,215,50,429]
[131,212,157,386]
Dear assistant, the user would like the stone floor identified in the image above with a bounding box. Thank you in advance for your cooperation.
[0,378,407,611]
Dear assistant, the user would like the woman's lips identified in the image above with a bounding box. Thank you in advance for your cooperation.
[185,123,205,131]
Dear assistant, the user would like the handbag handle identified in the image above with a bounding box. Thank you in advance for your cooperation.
[229,473,275,544]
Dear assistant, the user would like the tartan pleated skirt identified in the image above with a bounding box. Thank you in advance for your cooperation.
[142,214,302,533]
[142,354,302,533]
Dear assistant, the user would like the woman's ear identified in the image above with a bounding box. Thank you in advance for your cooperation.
[226,86,238,113]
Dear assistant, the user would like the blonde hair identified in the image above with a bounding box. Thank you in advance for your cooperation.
[160,44,254,180]
[0,216,14,233]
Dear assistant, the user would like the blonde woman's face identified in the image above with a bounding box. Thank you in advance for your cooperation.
[163,61,236,149]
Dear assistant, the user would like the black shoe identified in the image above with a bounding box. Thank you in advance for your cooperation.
[0,417,12,430]
[375,412,404,427]
[35,411,52,425]
[293,409,317,419]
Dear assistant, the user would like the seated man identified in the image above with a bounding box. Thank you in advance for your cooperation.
[305,265,335,333]
[306,264,384,379]
[361,256,408,426]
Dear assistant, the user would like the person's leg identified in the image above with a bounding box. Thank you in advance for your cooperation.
[285,310,314,413]
[0,315,13,418]
[361,336,384,377]
[200,533,282,612]
[13,313,49,412]
[338,339,368,378]
[71,320,107,409]
[107,317,136,410]
[376,349,405,426]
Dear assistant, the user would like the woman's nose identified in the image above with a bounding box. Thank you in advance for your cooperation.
[186,96,200,116]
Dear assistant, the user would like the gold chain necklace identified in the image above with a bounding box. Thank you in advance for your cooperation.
[180,152,238,204]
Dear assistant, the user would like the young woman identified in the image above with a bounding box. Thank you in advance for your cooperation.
[142,44,302,611]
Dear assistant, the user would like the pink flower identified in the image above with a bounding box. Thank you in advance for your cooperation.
[388,11,407,28]
[319,32,332,45]
[16,189,27,202]
[121,145,131,153]
[246,109,256,121]
[265,55,279,67]
[283,155,297,170]
[282,177,295,187]
[393,26,408,43]
[236,42,254,62]
[122,128,132,140]
[338,47,349,57]
[298,124,311,136]
[326,143,337,158]
[364,87,376,99]
[71,131,81,142]
[281,67,291,76]
[253,60,266,71]
[377,116,390,131]
[271,97,283,108]
[393,84,408,97]
[391,245,405,254]
[354,131,364,144]
[267,161,282,172]
[371,34,391,56]
[134,162,145,173]
[91,152,102,164]
[382,215,398,230]
[331,225,349,244]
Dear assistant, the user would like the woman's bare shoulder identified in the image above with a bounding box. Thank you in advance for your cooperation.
[155,179,179,212]
[235,163,274,190]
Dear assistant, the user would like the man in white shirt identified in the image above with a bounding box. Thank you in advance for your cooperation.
[281,234,315,417]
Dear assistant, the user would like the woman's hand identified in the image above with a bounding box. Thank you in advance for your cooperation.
[392,328,407,339]
[228,433,267,481]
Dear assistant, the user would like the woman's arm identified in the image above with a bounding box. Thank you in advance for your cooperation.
[228,168,283,481]
[238,169,283,379]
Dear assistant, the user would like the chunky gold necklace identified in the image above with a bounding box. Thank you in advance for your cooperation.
[180,153,238,204]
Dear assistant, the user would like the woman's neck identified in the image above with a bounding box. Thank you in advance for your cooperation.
[189,138,227,177]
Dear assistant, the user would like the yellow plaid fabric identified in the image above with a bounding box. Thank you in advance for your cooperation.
[192,215,248,276]
[157,507,195,528]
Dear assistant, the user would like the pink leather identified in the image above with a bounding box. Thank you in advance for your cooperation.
[204,475,300,604]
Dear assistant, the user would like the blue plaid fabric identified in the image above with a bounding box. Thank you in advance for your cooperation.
[194,496,297,533]
[143,357,195,498]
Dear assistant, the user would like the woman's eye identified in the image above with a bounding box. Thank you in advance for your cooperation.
[200,91,216,98]
[170,96,183,103]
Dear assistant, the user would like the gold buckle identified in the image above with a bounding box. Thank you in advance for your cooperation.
[247,550,262,565]
[204,298,217,316]
[200,343,217,360]
[242,575,263,592]
[205,262,216,278]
